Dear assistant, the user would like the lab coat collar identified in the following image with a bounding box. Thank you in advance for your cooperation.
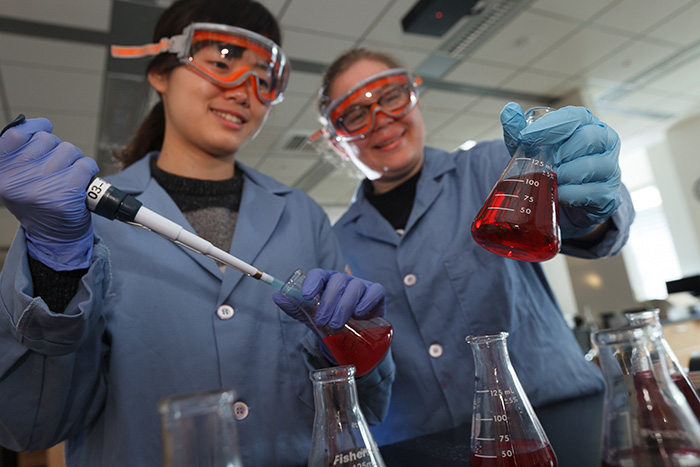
[104,153,292,295]
[341,146,456,243]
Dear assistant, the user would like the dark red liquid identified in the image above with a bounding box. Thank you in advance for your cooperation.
[602,449,700,466]
[322,325,393,376]
[470,440,556,466]
[672,373,700,421]
[472,172,560,262]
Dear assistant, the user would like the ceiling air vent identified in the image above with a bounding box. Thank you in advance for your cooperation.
[439,0,533,58]
[282,133,311,152]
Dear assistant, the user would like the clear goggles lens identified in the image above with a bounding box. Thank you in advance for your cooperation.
[111,22,290,105]
[323,69,419,141]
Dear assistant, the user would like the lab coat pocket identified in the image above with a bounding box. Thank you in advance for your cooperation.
[443,242,521,333]
[278,311,319,411]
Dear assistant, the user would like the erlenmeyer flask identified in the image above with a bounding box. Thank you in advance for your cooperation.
[308,365,386,467]
[592,324,700,466]
[626,309,700,421]
[159,388,243,467]
[467,332,557,466]
[279,269,393,377]
[471,106,561,262]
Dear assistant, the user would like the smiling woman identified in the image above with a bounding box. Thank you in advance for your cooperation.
[0,1,394,466]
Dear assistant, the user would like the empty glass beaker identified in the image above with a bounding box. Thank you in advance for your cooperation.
[471,106,561,262]
[592,324,700,466]
[279,269,393,377]
[626,309,700,421]
[308,365,386,467]
[159,388,243,467]
[467,332,557,466]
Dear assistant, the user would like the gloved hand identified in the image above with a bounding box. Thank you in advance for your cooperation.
[0,117,100,270]
[272,268,386,329]
[500,102,622,238]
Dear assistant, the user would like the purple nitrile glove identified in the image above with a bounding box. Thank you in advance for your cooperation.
[0,117,99,270]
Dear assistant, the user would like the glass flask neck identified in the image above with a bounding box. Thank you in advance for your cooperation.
[625,309,661,326]
[308,365,386,467]
[524,106,556,125]
[467,332,511,375]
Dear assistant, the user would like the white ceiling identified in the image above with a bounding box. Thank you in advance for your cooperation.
[2,0,700,261]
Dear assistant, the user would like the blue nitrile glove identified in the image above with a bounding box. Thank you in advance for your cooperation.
[500,102,622,238]
[272,268,386,329]
[0,117,99,270]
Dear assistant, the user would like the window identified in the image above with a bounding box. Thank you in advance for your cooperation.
[623,186,683,300]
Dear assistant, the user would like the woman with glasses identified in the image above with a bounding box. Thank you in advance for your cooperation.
[314,48,635,445]
[0,4,394,466]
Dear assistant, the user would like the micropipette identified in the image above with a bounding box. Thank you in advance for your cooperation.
[0,113,286,290]
[85,176,287,291]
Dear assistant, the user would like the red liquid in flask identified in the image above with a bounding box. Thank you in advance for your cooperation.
[636,370,700,421]
[470,440,557,467]
[322,325,393,377]
[601,448,700,467]
[472,172,560,262]
[673,373,700,421]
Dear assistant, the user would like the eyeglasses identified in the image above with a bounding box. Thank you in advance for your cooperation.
[111,22,290,105]
[318,68,421,142]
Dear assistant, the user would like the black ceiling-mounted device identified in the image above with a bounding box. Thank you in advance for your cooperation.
[401,0,482,37]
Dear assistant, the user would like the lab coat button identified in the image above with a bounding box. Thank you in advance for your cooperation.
[403,274,417,286]
[429,344,443,358]
[216,305,235,320]
[233,401,249,420]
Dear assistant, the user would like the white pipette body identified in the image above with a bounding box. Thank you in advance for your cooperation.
[86,176,286,291]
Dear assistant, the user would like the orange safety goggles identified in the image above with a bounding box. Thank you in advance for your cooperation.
[111,22,290,105]
[317,68,421,142]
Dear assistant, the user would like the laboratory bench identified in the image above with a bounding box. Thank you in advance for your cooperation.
[378,391,604,467]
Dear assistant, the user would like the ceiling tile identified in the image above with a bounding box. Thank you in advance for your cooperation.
[34,110,100,156]
[433,111,495,143]
[264,94,311,128]
[585,39,677,83]
[286,70,323,96]
[360,0,444,52]
[236,125,286,168]
[646,2,700,46]
[498,68,573,96]
[291,102,323,132]
[307,169,360,205]
[469,11,576,68]
[261,0,287,17]
[421,107,460,133]
[643,55,700,94]
[0,33,106,72]
[3,64,103,114]
[280,0,390,38]
[357,41,432,72]
[529,0,614,22]
[443,58,517,88]
[1,0,112,31]
[281,29,356,64]
[419,89,479,111]
[529,27,630,75]
[256,153,319,186]
[593,0,694,36]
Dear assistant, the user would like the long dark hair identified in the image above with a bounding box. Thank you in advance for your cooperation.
[115,0,281,168]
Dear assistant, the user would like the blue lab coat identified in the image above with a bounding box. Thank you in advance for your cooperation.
[0,155,394,467]
[332,142,635,445]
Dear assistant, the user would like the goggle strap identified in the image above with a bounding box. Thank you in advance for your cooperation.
[111,34,187,59]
